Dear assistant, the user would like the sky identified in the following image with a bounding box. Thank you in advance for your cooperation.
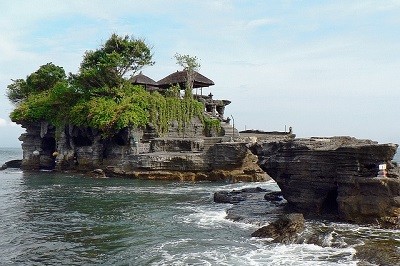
[1,0,400,147]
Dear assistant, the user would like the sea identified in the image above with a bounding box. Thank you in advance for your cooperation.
[0,147,399,265]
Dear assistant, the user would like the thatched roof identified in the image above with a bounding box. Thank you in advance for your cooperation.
[130,72,158,86]
[130,72,159,90]
[157,70,215,89]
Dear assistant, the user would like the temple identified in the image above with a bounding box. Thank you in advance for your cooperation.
[131,70,231,124]
[17,69,267,182]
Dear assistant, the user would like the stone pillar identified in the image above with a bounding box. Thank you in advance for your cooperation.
[212,104,217,117]
[19,125,42,170]
[216,105,225,117]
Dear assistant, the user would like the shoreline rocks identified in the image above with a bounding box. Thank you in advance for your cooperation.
[213,187,304,243]
[251,213,305,244]
[17,122,270,182]
[214,186,288,225]
[251,136,400,228]
[214,187,267,203]
[1,159,22,170]
[13,120,400,227]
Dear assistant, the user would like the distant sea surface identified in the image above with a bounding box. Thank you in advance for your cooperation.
[1,147,399,265]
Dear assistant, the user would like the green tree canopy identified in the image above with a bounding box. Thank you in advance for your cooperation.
[6,62,66,104]
[7,34,218,137]
[72,33,154,95]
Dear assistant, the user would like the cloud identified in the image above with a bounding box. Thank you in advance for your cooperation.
[0,1,399,146]
[247,18,279,29]
[0,118,6,127]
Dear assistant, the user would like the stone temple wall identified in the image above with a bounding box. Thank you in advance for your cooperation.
[18,118,206,170]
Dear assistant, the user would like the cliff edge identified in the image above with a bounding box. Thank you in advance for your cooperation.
[18,121,269,182]
[251,136,400,228]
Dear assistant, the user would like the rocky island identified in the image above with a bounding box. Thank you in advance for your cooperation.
[6,34,400,229]
[251,136,400,228]
[7,34,267,182]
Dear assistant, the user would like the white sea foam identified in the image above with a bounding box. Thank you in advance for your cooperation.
[155,239,357,266]
[241,242,357,266]
[218,180,279,191]
[178,202,258,231]
[4,169,23,174]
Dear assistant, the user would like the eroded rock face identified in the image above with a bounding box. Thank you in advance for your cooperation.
[18,122,269,182]
[19,122,57,170]
[252,136,400,228]
[105,144,269,182]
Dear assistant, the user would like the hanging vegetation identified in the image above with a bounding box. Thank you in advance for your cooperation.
[7,34,221,137]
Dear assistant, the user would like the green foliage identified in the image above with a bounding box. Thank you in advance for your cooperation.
[174,53,200,73]
[148,84,205,135]
[203,117,222,136]
[8,34,215,139]
[68,84,150,135]
[10,81,80,126]
[72,33,154,94]
[174,53,200,94]
[26,62,66,92]
[10,80,208,137]
[6,79,28,104]
[6,63,66,104]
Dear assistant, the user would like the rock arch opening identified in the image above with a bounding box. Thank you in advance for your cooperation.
[321,188,339,215]
[73,135,93,147]
[41,136,56,169]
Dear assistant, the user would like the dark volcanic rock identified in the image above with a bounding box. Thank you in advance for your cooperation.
[214,187,267,204]
[216,187,287,225]
[1,159,22,170]
[251,213,305,244]
[214,191,246,204]
[355,239,400,266]
[252,136,400,228]
[17,121,269,182]
[90,169,107,178]
[264,191,284,202]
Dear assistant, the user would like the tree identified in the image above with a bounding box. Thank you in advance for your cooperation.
[6,62,66,104]
[73,34,154,94]
[6,79,28,105]
[174,53,200,97]
[8,34,208,137]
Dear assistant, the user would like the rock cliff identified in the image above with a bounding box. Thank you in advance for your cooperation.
[18,121,269,182]
[252,136,400,228]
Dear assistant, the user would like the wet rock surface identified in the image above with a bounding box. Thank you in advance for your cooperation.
[89,169,107,178]
[1,159,22,170]
[263,191,284,202]
[214,187,267,204]
[214,186,287,225]
[355,239,400,266]
[251,213,305,244]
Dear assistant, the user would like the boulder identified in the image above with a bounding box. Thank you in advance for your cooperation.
[214,191,246,204]
[90,169,107,178]
[264,191,284,202]
[213,187,267,204]
[1,159,22,170]
[251,213,305,244]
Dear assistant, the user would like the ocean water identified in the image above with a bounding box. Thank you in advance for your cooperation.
[0,147,399,265]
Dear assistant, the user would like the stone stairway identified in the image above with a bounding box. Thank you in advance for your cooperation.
[221,122,239,139]
[200,121,240,152]
[202,137,223,151]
